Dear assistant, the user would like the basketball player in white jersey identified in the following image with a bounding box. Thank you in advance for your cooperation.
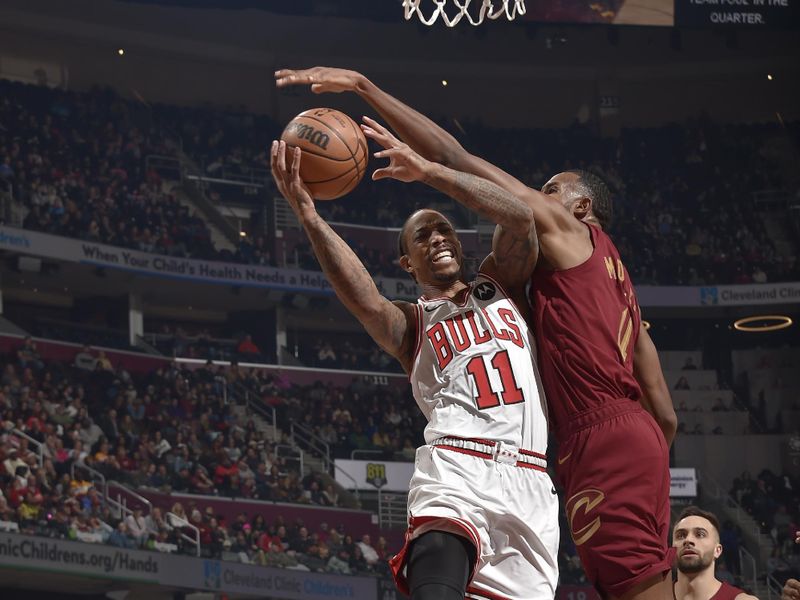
[271,132,558,600]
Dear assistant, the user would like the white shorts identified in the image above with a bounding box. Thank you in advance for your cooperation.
[390,443,560,600]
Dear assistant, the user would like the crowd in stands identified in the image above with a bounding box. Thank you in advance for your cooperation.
[730,468,800,584]
[2,79,798,285]
[300,336,401,374]
[0,81,220,260]
[146,324,275,364]
[0,342,411,576]
[231,365,424,459]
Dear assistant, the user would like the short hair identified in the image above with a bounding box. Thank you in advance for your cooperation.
[397,227,407,257]
[675,506,721,538]
[568,169,613,229]
[397,209,433,257]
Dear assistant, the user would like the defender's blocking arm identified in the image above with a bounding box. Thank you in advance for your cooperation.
[270,141,416,372]
[362,120,537,292]
[275,68,578,240]
[633,326,678,446]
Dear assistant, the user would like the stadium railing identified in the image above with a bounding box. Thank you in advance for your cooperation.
[290,420,361,505]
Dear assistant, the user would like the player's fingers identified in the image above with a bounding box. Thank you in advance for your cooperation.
[311,84,325,94]
[269,140,277,165]
[362,116,393,139]
[275,71,311,87]
[274,71,297,87]
[360,122,382,136]
[269,141,281,177]
[290,147,302,181]
[277,141,290,180]
[373,149,399,160]
[371,168,392,181]
[360,126,389,148]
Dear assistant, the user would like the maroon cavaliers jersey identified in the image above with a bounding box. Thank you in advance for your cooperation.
[529,224,642,437]
[709,582,747,600]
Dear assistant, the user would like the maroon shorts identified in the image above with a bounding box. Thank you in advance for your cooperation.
[555,402,675,598]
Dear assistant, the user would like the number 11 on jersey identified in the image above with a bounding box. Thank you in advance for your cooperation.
[466,350,525,410]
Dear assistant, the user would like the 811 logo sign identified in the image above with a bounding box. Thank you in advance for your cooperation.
[366,463,388,489]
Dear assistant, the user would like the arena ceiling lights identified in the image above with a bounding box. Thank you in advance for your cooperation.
[732,315,793,333]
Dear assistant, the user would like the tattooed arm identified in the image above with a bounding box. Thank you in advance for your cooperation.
[422,166,538,291]
[270,141,416,372]
[361,121,538,291]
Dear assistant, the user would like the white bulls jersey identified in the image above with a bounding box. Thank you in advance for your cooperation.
[410,273,549,454]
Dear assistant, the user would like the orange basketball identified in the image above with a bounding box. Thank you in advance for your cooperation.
[280,108,368,200]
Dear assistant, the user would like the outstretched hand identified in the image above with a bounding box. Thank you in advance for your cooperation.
[361,116,433,184]
[270,140,316,221]
[275,67,364,94]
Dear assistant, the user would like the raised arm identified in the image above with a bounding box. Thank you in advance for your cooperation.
[275,68,570,230]
[270,140,417,372]
[362,120,537,294]
[633,326,678,447]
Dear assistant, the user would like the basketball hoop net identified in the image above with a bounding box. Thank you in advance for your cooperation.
[402,0,526,27]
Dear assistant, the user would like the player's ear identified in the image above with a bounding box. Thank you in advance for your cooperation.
[714,543,723,560]
[399,254,412,274]
[574,196,592,220]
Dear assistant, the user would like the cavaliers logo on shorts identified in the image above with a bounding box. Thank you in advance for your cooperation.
[565,488,605,546]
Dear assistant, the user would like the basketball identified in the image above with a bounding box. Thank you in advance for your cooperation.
[280,108,368,200]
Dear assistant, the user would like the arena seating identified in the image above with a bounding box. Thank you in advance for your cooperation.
[729,468,800,584]
[2,80,798,285]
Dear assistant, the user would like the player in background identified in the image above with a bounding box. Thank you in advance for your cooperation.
[270,139,558,600]
[672,506,758,600]
[277,66,677,600]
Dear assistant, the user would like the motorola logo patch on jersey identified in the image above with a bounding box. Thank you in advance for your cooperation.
[473,282,496,301]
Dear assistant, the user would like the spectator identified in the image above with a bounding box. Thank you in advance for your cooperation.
[125,508,148,545]
[357,534,380,566]
[73,346,97,371]
[17,337,44,371]
[107,522,136,549]
[237,335,261,358]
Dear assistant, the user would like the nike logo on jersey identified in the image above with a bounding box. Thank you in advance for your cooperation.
[424,304,445,312]
[557,451,573,465]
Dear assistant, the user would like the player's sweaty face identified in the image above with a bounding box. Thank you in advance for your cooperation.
[541,172,581,213]
[403,211,462,284]
[672,516,720,574]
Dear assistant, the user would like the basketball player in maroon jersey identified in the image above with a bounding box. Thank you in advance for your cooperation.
[673,507,757,600]
[277,66,678,600]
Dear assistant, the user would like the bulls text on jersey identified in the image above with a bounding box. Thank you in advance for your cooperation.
[425,308,524,371]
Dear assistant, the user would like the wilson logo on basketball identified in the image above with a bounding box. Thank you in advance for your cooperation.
[285,122,331,150]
